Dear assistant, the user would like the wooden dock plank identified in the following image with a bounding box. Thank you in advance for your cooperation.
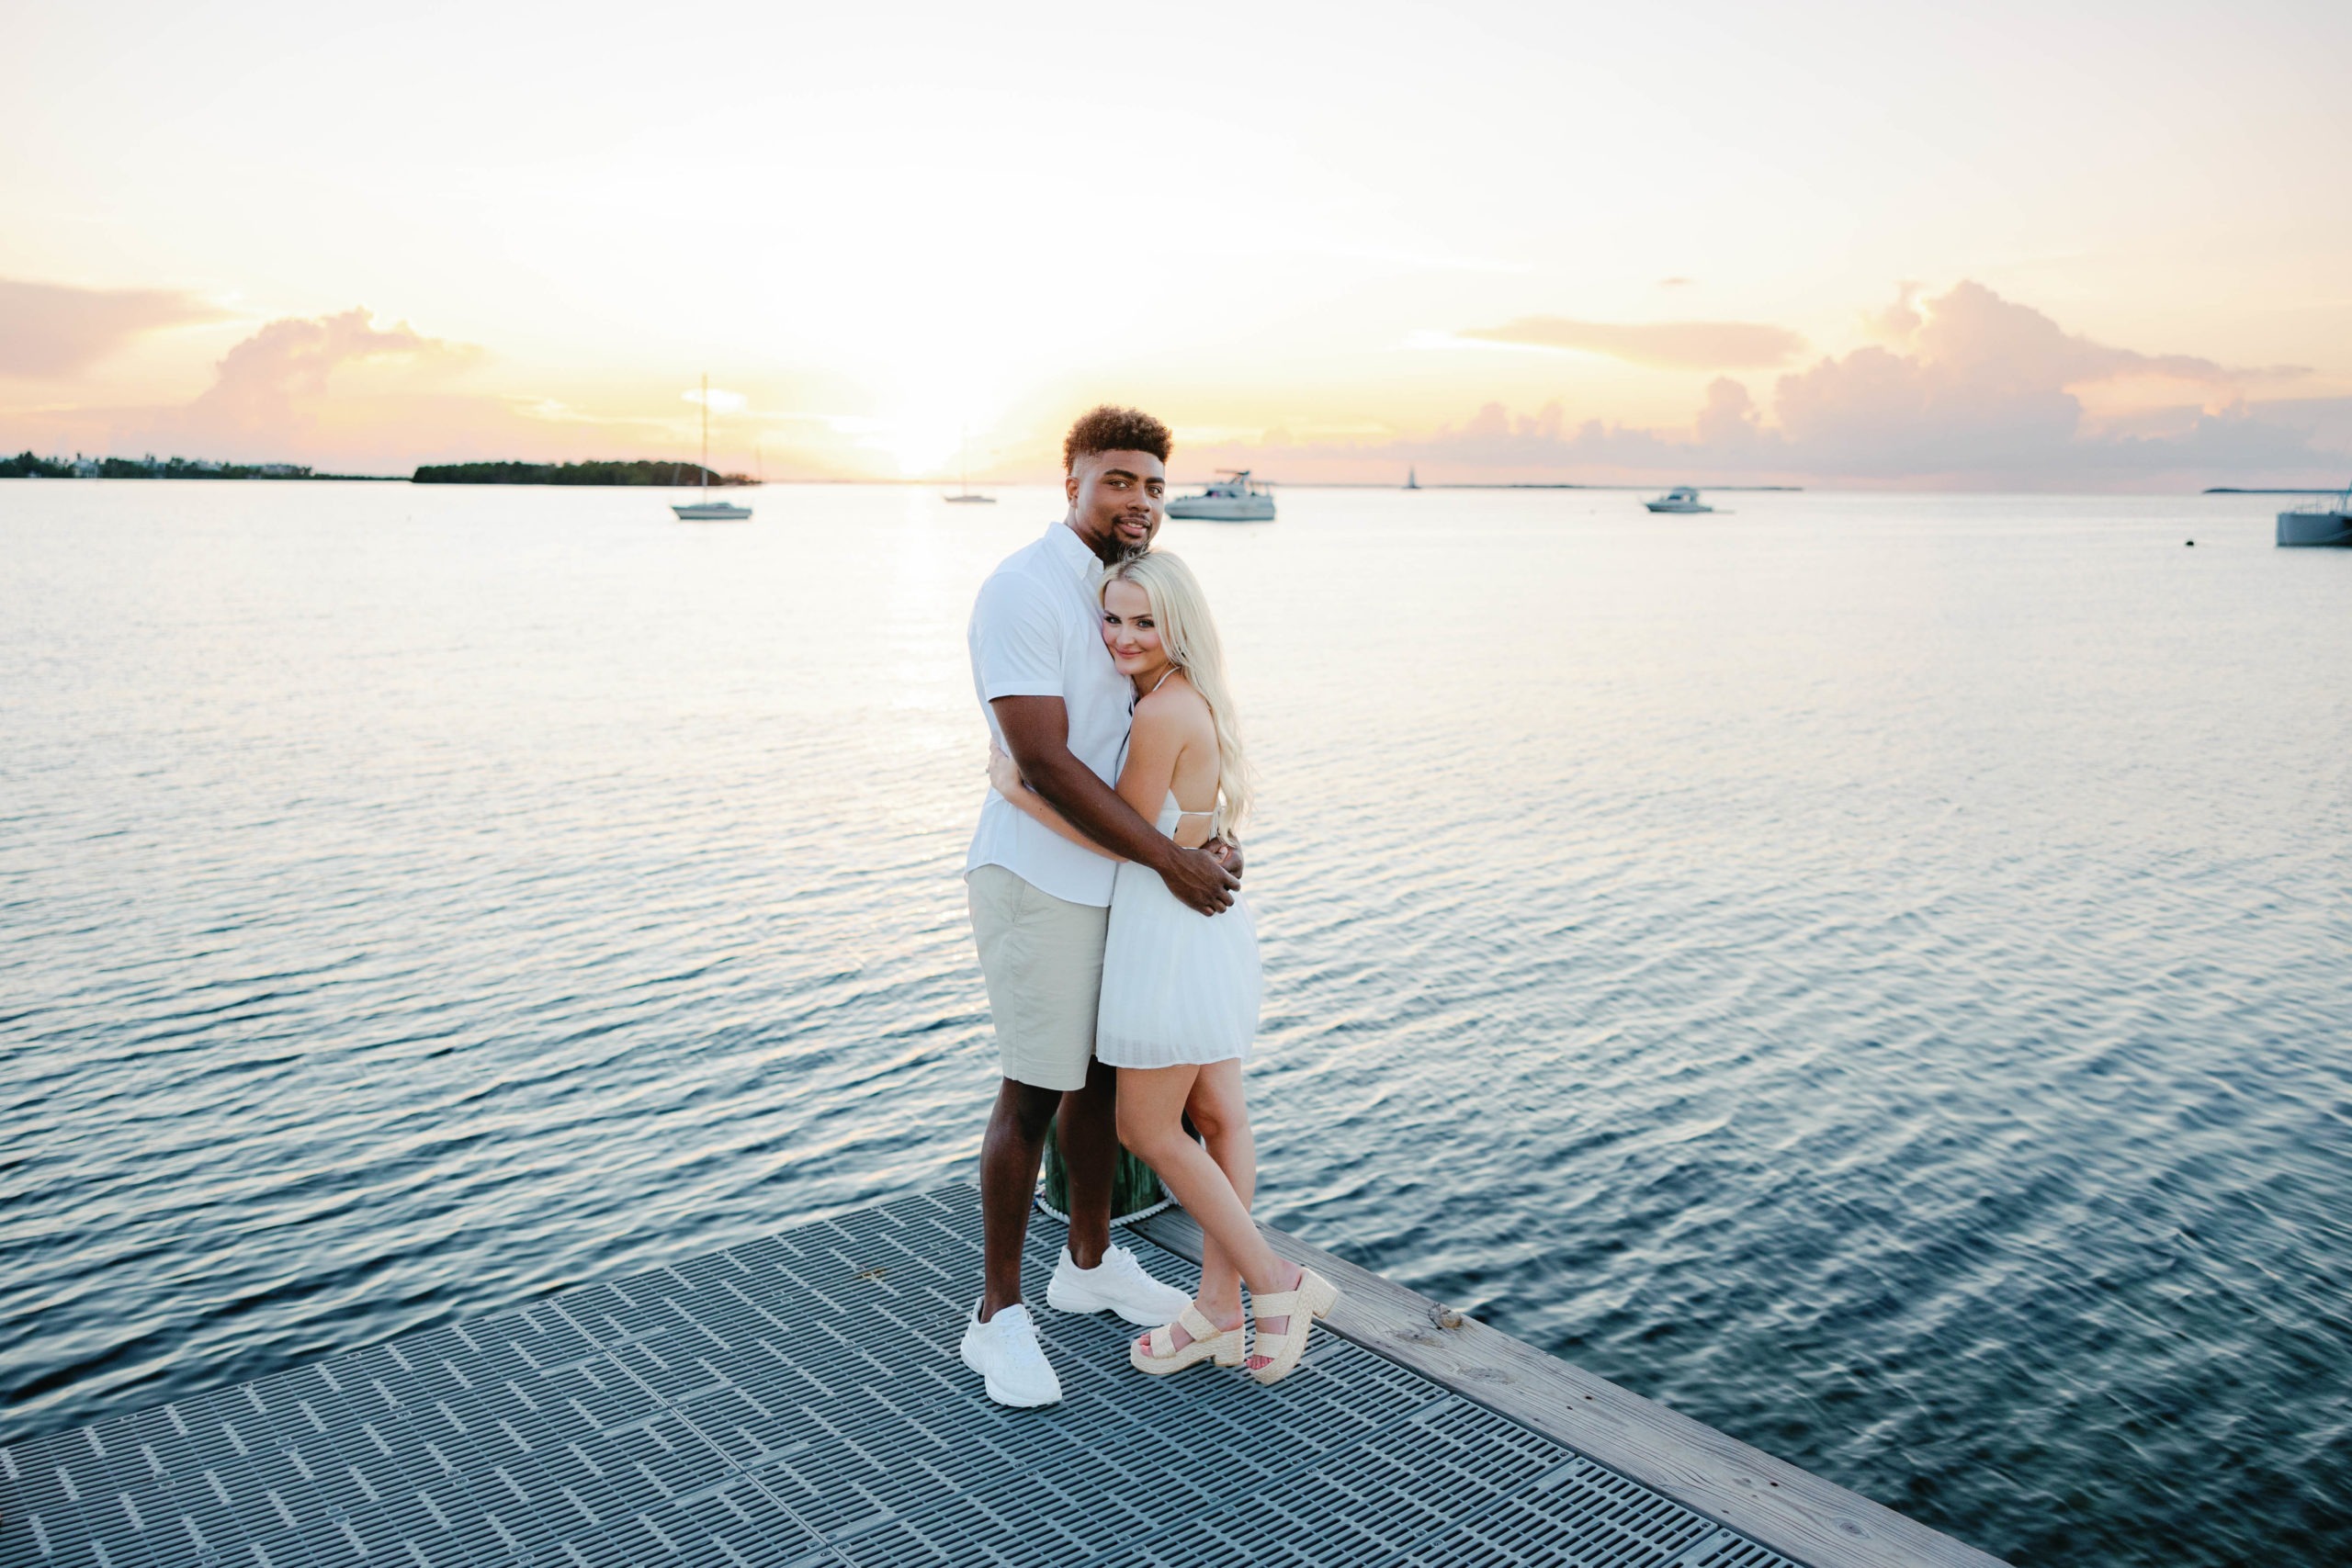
[1134,1205,2009,1568]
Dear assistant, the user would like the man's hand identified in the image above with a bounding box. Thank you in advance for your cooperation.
[1159,841,1240,917]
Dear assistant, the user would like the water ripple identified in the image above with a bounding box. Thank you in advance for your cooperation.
[2,483,2347,1565]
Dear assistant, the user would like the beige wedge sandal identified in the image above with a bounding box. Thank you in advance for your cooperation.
[1247,1268,1341,1385]
[1129,1304,1247,1377]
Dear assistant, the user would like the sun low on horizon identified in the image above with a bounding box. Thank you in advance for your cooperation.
[4,0,2348,491]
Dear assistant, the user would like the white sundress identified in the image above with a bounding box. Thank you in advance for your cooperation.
[1093,792,1262,1068]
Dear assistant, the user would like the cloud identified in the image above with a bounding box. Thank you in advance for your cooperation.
[1182,282,2346,489]
[187,308,481,434]
[0,278,229,378]
[1872,279,2301,389]
[1461,315,1807,369]
[2,308,527,468]
[1769,281,2313,477]
[684,385,748,413]
[1693,377,1761,449]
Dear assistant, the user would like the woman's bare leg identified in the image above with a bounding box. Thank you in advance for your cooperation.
[1185,1061,1253,1332]
[1182,1060,1291,1367]
[1119,1063,1300,1358]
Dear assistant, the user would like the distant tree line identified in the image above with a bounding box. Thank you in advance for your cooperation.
[2,452,393,479]
[1,452,761,484]
[411,460,754,486]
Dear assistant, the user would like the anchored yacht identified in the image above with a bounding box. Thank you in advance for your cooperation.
[2278,483,2352,547]
[1167,470,1275,523]
[1644,486,1713,513]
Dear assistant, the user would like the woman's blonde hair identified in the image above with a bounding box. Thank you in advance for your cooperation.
[1102,551,1252,838]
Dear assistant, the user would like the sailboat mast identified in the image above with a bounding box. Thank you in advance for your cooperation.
[700,373,710,499]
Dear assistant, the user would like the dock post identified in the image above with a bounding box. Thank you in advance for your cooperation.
[1035,1123,1168,1224]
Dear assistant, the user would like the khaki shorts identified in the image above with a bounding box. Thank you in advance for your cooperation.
[967,863,1109,1092]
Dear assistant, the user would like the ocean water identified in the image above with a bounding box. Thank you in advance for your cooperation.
[3,481,2346,1566]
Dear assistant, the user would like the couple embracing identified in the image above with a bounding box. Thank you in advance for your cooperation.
[957,405,1340,1407]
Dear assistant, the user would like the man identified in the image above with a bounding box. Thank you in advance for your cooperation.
[958,404,1243,1406]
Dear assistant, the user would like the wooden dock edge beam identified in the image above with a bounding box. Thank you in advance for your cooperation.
[1132,1208,2009,1568]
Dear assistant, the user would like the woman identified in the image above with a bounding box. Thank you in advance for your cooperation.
[988,550,1340,1384]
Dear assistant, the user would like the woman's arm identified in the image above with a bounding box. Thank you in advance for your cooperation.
[988,742,1119,858]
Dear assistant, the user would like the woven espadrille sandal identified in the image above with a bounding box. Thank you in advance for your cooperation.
[1129,1304,1246,1376]
[1246,1268,1341,1385]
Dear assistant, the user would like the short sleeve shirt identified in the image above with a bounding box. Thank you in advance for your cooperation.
[964,523,1130,906]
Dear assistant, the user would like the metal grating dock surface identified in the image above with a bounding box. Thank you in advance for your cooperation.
[1,1188,1807,1568]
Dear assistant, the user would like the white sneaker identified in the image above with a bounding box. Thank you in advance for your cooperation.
[1046,1244,1193,1326]
[958,1302,1062,1407]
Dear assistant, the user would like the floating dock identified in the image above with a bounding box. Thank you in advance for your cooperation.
[0,1187,2006,1568]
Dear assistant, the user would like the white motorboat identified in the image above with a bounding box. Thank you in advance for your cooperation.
[1643,486,1713,513]
[672,373,752,522]
[2277,484,2352,547]
[1167,469,1275,523]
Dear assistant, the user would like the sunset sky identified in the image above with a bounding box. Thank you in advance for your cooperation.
[5,0,2347,488]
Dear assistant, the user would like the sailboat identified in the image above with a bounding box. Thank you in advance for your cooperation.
[673,374,752,521]
[944,428,996,503]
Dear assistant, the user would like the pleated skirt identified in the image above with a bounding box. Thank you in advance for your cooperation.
[1094,858,1261,1068]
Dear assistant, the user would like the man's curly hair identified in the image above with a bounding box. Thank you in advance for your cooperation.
[1063,404,1172,472]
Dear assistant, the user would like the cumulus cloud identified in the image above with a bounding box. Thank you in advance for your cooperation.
[1461,315,1806,369]
[1693,377,1762,449]
[1884,280,2297,389]
[1769,281,2313,477]
[187,308,481,435]
[1187,282,2344,489]
[0,278,229,378]
[2,307,527,468]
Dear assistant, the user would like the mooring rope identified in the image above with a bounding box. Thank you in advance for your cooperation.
[1032,1190,1176,1227]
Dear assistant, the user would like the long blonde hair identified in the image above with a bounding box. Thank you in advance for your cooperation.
[1103,551,1252,838]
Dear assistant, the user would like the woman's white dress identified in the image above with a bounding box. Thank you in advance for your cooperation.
[1094,793,1261,1067]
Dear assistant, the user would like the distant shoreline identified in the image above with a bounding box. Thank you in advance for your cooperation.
[3,452,396,481]
[413,460,753,487]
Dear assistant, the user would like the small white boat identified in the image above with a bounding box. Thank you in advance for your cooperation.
[943,429,996,503]
[1167,469,1275,523]
[1644,486,1713,513]
[672,373,753,522]
[2278,484,2352,547]
[674,500,752,521]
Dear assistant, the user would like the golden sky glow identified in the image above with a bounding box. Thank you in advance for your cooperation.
[4,0,2348,487]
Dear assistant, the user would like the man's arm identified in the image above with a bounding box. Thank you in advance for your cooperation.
[992,694,1238,916]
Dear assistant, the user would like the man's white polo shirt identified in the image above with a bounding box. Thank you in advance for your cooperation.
[965,522,1129,907]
